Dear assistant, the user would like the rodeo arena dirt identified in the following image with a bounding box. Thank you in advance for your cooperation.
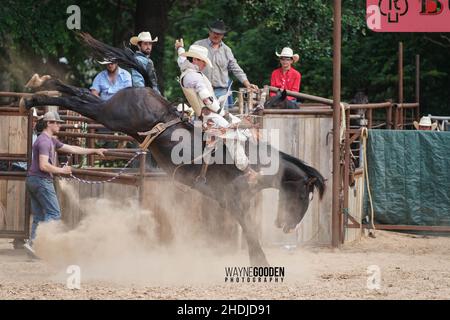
[1,5,450,306]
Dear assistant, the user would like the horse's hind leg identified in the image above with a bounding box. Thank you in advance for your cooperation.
[20,95,65,113]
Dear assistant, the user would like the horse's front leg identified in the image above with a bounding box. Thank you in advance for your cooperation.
[239,212,269,267]
[226,188,268,267]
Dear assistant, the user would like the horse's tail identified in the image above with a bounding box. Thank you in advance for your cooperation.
[78,32,150,86]
[280,151,326,199]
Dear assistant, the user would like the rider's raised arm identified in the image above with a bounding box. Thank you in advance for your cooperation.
[176,39,199,72]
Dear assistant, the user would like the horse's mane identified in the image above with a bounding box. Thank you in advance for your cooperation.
[144,87,172,107]
[280,151,325,198]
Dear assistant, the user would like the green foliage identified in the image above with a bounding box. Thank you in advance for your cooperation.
[0,0,448,115]
[0,0,135,88]
[164,0,367,101]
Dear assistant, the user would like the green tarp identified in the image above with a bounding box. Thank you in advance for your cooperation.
[365,129,450,226]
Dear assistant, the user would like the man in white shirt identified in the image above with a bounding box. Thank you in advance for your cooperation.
[175,41,258,182]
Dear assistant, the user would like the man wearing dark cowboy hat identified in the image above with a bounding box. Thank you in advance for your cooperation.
[129,31,160,94]
[193,19,258,109]
[23,111,107,255]
[90,58,132,101]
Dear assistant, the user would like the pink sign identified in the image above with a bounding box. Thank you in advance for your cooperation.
[366,0,450,32]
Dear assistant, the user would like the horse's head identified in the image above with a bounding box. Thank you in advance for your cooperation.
[274,153,325,233]
[264,89,298,109]
[275,177,312,233]
[264,89,287,109]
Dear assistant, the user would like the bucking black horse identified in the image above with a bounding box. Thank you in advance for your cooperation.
[19,36,324,266]
[20,79,324,266]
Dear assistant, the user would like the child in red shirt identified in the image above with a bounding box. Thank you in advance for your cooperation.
[270,47,301,101]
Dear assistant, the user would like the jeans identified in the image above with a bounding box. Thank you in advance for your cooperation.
[25,175,61,241]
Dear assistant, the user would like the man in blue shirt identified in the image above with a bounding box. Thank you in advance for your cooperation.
[129,31,160,94]
[90,59,132,101]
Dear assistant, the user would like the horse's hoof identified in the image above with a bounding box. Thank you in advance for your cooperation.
[251,260,270,267]
[25,74,51,88]
[25,74,40,88]
[18,97,28,114]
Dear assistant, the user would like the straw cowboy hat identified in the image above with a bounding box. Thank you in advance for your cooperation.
[208,19,229,34]
[181,45,213,68]
[129,31,158,46]
[413,116,438,130]
[276,47,300,63]
[42,111,64,123]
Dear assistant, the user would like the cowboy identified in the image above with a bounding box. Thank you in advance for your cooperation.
[23,111,107,255]
[413,116,438,131]
[90,58,132,101]
[175,42,258,181]
[129,31,160,94]
[193,19,258,109]
[270,47,301,101]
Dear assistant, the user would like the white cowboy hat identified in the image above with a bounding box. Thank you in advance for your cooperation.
[129,31,158,46]
[97,58,117,65]
[413,116,438,130]
[180,45,212,68]
[275,47,300,63]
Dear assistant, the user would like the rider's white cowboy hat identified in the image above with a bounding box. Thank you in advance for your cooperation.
[276,47,300,63]
[129,31,158,46]
[180,45,213,68]
[413,116,438,130]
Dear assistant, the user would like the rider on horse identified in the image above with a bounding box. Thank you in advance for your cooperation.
[175,41,259,183]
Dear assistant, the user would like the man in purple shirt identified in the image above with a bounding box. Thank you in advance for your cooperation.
[24,111,106,255]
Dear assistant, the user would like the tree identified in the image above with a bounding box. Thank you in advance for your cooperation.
[134,0,174,92]
[0,0,448,115]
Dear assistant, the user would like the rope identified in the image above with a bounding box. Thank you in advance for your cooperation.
[340,103,347,143]
[59,150,146,185]
[297,224,321,246]
[234,114,263,120]
[361,127,376,235]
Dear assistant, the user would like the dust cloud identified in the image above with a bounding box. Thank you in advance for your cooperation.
[32,180,251,286]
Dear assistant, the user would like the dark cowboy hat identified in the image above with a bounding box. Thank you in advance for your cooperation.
[208,19,229,34]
